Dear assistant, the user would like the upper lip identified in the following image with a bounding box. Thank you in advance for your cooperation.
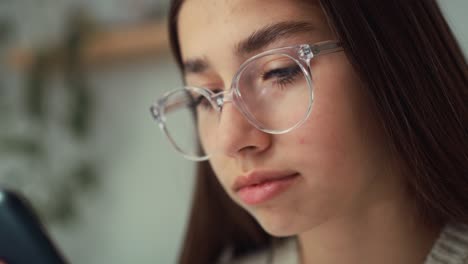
[232,169,299,192]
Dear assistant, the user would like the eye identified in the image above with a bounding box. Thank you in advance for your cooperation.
[261,64,302,88]
[191,88,222,111]
[193,95,212,110]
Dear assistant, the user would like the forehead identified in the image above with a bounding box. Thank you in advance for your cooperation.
[179,0,319,23]
[177,0,331,64]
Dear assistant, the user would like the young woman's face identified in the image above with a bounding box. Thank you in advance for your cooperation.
[178,0,403,236]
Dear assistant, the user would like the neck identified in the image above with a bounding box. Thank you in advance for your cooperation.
[297,196,442,264]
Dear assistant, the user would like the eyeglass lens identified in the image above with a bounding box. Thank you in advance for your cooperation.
[162,53,312,159]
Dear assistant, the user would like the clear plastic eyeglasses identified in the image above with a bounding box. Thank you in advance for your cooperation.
[150,40,343,161]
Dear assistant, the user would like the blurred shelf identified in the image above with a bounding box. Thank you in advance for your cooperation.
[8,21,169,70]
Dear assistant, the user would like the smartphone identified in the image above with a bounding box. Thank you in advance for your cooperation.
[0,189,68,264]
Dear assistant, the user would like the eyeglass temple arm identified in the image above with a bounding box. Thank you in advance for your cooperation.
[311,41,343,57]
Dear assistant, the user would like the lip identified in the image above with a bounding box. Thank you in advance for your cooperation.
[233,170,300,205]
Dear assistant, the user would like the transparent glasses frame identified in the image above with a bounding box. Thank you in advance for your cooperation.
[150,40,343,161]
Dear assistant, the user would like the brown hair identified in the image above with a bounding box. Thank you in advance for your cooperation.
[168,0,468,263]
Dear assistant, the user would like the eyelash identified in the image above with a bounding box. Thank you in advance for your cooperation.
[261,65,302,88]
[190,65,302,111]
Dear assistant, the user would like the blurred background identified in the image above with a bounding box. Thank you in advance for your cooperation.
[0,0,467,263]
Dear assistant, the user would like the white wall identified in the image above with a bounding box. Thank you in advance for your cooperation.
[2,1,195,263]
[50,56,195,264]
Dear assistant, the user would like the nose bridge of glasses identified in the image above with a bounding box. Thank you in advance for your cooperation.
[211,89,235,108]
[211,88,256,130]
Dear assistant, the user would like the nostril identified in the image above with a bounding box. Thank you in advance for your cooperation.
[238,145,259,153]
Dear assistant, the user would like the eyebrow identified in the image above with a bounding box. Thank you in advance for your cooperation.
[183,57,209,75]
[182,21,317,75]
[235,21,317,56]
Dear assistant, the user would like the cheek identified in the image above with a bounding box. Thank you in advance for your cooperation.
[299,137,306,145]
[296,61,372,168]
[291,107,352,158]
[284,70,378,193]
[207,156,235,195]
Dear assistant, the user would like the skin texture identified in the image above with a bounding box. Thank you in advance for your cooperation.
[177,1,440,263]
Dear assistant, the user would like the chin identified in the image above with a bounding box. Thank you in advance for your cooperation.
[259,221,302,237]
[253,211,304,237]
[251,205,331,237]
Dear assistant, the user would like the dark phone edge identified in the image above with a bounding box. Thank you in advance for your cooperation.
[0,189,69,264]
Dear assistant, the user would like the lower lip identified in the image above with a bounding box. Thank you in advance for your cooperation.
[236,174,300,205]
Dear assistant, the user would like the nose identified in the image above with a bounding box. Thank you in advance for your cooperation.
[215,102,271,158]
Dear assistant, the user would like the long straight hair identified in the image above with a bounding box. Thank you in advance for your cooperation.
[168,1,468,263]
